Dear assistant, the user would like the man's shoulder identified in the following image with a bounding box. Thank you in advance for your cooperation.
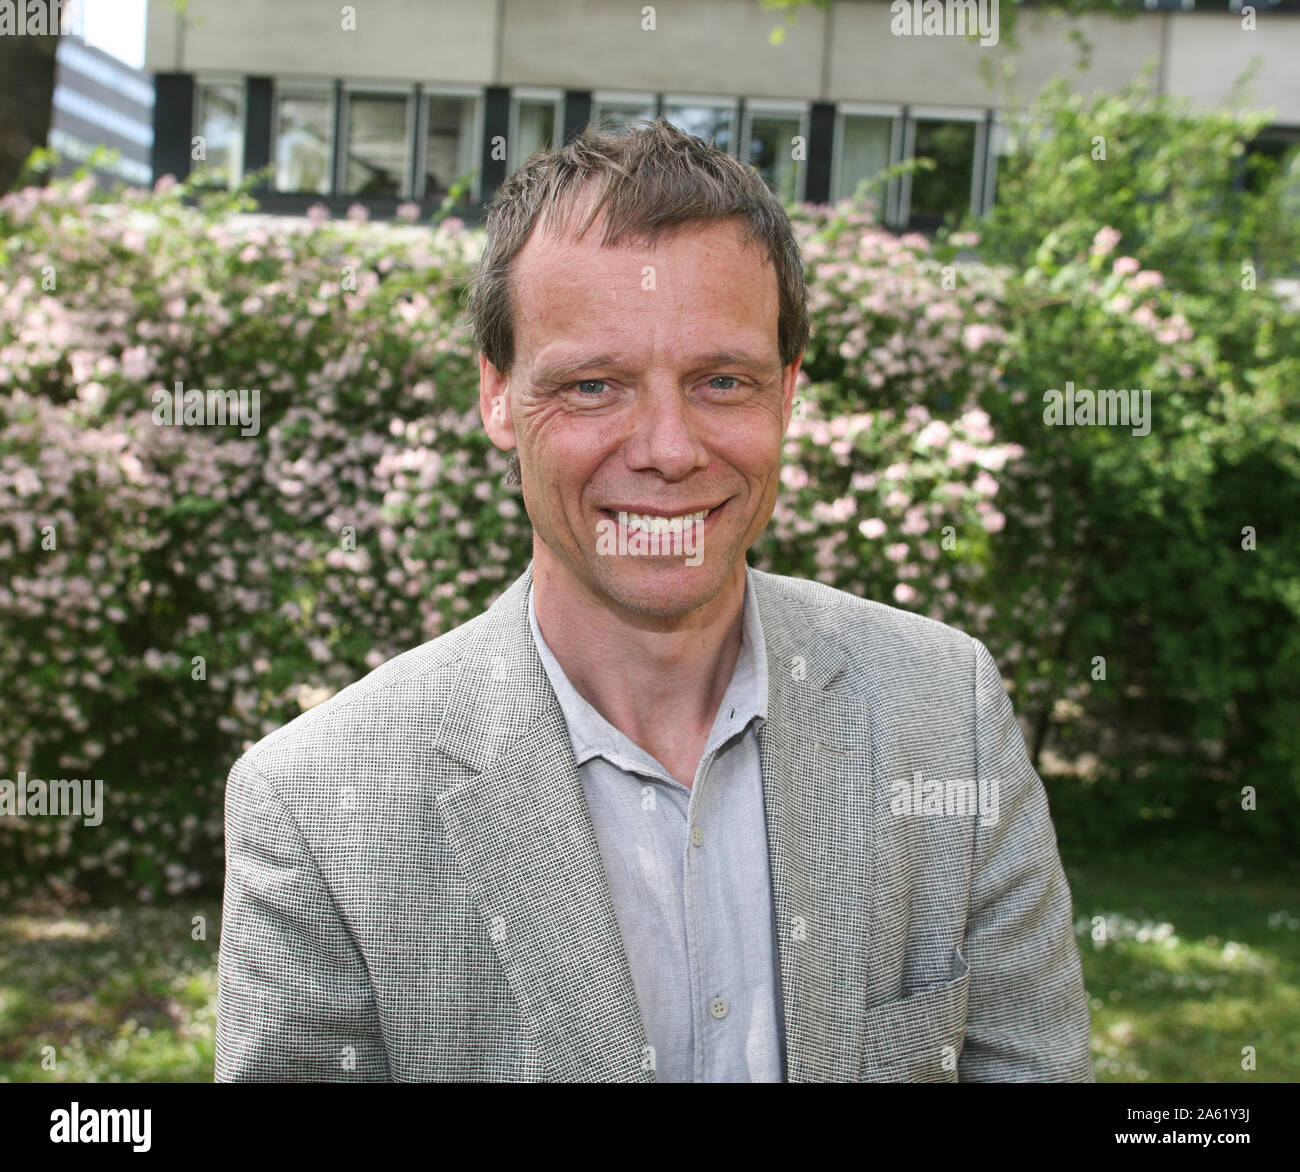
[748,566,980,668]
[232,600,497,784]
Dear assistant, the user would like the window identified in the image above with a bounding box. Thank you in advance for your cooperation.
[343,92,411,198]
[194,81,243,187]
[422,93,477,203]
[903,113,981,233]
[982,117,1013,213]
[592,93,656,134]
[511,92,561,170]
[743,103,807,203]
[836,114,895,211]
[1244,129,1300,277]
[275,89,333,194]
[663,99,736,153]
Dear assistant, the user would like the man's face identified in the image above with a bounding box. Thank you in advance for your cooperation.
[480,210,801,619]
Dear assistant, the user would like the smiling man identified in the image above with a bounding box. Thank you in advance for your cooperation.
[215,119,1093,1083]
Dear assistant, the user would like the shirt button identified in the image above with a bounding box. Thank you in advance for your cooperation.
[709,997,729,1020]
[691,826,704,847]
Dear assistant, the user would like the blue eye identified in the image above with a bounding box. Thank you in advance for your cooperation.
[709,376,740,390]
[575,379,607,395]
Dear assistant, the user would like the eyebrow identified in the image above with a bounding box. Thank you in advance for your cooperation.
[532,349,781,386]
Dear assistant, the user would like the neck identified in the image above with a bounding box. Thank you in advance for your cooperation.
[531,556,748,769]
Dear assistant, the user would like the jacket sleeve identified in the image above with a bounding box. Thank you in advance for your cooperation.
[957,638,1094,1082]
[215,753,391,1081]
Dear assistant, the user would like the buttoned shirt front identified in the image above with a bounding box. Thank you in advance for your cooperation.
[526,570,784,1082]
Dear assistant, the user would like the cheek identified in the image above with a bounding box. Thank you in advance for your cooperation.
[714,417,783,471]
[528,411,624,471]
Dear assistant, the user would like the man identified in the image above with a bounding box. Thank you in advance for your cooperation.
[215,119,1093,1083]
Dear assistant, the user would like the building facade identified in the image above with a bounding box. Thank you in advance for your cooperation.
[50,36,154,188]
[144,0,1300,230]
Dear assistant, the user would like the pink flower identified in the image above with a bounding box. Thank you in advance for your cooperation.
[946,442,976,470]
[1113,256,1140,276]
[924,300,962,322]
[962,323,1001,352]
[78,381,107,409]
[120,345,151,380]
[915,420,952,449]
[900,509,929,536]
[1091,227,1121,257]
[859,517,887,539]
[781,464,809,490]
[893,582,918,605]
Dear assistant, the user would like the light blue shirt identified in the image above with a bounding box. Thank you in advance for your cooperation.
[527,571,785,1082]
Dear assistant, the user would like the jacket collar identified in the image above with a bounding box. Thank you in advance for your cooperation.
[431,560,876,1081]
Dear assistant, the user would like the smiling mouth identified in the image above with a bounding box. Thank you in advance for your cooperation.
[599,502,724,536]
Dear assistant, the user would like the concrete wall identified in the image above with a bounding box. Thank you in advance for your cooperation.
[498,0,826,98]
[145,0,496,83]
[1166,12,1300,118]
[145,0,1300,123]
[827,7,1166,109]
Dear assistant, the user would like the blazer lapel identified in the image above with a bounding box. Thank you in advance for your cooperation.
[431,562,653,1082]
[429,562,880,1083]
[753,572,878,1082]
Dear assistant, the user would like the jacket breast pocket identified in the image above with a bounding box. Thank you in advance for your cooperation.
[859,949,971,1083]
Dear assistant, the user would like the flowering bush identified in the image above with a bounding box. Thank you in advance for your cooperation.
[752,205,1020,645]
[1,153,1294,904]
[0,175,527,903]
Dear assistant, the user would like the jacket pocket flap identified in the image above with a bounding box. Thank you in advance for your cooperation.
[860,949,971,1082]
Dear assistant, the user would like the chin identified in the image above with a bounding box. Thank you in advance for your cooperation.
[591,556,734,618]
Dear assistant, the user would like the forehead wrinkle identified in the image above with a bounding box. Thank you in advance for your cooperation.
[512,219,779,373]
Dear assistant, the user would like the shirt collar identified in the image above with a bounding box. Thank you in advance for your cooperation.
[527,567,769,778]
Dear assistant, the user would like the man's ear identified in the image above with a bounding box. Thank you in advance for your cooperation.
[781,352,805,433]
[479,352,517,454]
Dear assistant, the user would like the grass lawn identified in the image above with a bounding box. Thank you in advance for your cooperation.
[1065,859,1300,1082]
[0,861,1295,1082]
[0,903,218,1082]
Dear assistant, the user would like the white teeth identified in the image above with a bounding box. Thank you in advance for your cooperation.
[617,509,710,536]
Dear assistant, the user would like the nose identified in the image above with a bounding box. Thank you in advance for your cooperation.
[623,378,711,479]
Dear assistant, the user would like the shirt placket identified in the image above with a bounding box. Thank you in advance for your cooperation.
[685,746,723,1083]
